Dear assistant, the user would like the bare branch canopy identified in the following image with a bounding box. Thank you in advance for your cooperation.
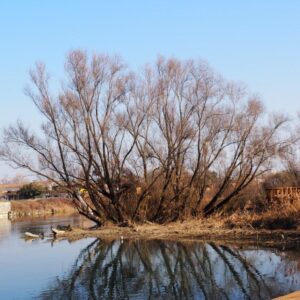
[0,50,294,225]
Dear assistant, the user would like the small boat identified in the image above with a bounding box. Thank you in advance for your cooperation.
[24,232,44,239]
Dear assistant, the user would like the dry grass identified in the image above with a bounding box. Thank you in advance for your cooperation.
[53,215,300,247]
[11,198,78,218]
[46,200,300,247]
[11,196,300,246]
[223,202,300,230]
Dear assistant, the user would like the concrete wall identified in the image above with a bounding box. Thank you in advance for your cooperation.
[0,201,11,219]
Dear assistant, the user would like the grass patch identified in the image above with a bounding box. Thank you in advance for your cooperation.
[10,197,78,218]
[223,203,300,230]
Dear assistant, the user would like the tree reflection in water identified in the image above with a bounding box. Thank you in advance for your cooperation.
[39,239,300,300]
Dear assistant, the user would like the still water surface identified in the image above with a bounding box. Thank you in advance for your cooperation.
[1,216,300,299]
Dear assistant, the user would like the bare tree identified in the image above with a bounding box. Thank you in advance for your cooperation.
[1,51,140,225]
[125,57,292,221]
[0,173,27,185]
[0,51,293,225]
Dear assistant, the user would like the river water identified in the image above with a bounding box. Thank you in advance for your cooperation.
[1,216,300,299]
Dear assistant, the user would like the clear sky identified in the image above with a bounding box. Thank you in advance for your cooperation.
[0,1,300,176]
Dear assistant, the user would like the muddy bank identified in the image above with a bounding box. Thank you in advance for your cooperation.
[10,198,78,219]
[54,219,300,247]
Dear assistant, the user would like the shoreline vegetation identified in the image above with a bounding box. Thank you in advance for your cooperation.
[10,198,78,218]
[14,198,300,247]
[49,207,300,247]
[50,219,300,248]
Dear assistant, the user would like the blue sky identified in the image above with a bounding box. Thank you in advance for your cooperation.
[1,1,300,176]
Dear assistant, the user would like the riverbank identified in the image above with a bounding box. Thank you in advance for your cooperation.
[55,217,300,247]
[12,199,300,247]
[10,198,78,218]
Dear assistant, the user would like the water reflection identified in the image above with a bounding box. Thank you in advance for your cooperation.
[0,218,11,241]
[38,239,300,300]
[10,214,92,237]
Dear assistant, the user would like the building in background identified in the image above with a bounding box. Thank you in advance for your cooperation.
[0,181,68,200]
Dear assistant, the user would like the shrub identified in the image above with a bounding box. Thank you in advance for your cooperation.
[17,183,44,199]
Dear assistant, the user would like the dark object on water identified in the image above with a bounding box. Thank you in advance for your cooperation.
[56,224,72,231]
[89,224,100,230]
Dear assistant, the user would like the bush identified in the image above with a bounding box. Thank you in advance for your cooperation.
[17,183,44,199]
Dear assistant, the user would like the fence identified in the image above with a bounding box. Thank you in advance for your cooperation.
[266,187,300,203]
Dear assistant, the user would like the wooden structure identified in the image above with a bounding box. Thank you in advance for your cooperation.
[273,290,300,299]
[266,187,300,203]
